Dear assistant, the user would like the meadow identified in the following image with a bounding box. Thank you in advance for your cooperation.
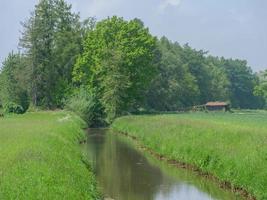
[112,111,267,200]
[0,111,100,199]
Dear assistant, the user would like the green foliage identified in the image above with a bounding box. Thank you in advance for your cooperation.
[112,112,267,200]
[206,56,231,101]
[65,87,103,127]
[73,16,157,122]
[219,58,264,108]
[146,37,200,110]
[145,38,233,111]
[181,44,211,104]
[254,70,267,107]
[19,0,95,108]
[0,111,101,199]
[147,42,263,110]
[4,102,24,114]
[0,53,30,111]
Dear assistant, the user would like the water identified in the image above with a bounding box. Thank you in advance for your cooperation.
[84,129,242,200]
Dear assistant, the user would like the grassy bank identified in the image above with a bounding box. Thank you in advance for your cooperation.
[112,111,267,200]
[0,111,100,199]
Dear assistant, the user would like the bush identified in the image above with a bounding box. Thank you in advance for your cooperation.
[4,102,24,114]
[65,88,104,127]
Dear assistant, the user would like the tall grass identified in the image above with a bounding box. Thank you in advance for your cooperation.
[112,111,267,200]
[0,111,101,199]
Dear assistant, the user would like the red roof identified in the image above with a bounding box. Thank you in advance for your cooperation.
[206,102,228,106]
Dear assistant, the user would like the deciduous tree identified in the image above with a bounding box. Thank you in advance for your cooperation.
[73,16,157,122]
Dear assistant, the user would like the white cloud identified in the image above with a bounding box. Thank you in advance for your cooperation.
[158,0,182,13]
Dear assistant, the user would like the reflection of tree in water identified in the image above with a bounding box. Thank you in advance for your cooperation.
[87,130,165,200]
[86,129,106,172]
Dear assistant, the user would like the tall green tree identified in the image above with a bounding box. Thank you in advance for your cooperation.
[146,37,199,111]
[181,44,212,104]
[20,0,94,108]
[206,56,231,101]
[222,58,263,108]
[254,70,267,107]
[73,17,157,122]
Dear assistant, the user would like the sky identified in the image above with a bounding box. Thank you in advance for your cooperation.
[1,0,266,71]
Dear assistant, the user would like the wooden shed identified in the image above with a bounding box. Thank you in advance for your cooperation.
[205,102,230,111]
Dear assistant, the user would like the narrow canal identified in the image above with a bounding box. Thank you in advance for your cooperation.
[84,129,242,200]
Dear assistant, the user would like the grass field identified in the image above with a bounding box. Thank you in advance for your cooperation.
[112,111,267,200]
[0,111,100,199]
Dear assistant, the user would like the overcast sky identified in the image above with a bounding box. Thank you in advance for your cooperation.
[1,0,266,71]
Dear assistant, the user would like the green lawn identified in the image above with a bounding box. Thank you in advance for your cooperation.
[112,111,267,200]
[0,111,100,200]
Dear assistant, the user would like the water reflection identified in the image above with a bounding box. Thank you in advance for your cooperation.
[84,129,242,200]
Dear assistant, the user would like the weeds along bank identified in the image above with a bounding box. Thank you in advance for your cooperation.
[0,111,100,199]
[112,112,267,200]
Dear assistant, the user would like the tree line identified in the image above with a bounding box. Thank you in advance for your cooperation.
[0,0,266,125]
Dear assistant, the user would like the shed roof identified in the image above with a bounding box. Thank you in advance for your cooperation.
[206,102,229,106]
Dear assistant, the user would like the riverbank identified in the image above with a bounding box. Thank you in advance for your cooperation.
[0,111,100,199]
[112,112,267,200]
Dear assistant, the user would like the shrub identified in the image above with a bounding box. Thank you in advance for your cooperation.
[4,102,24,114]
[65,87,104,127]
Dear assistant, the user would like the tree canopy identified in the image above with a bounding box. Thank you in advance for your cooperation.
[73,16,157,122]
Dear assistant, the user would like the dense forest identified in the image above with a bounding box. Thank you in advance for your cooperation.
[0,0,266,125]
